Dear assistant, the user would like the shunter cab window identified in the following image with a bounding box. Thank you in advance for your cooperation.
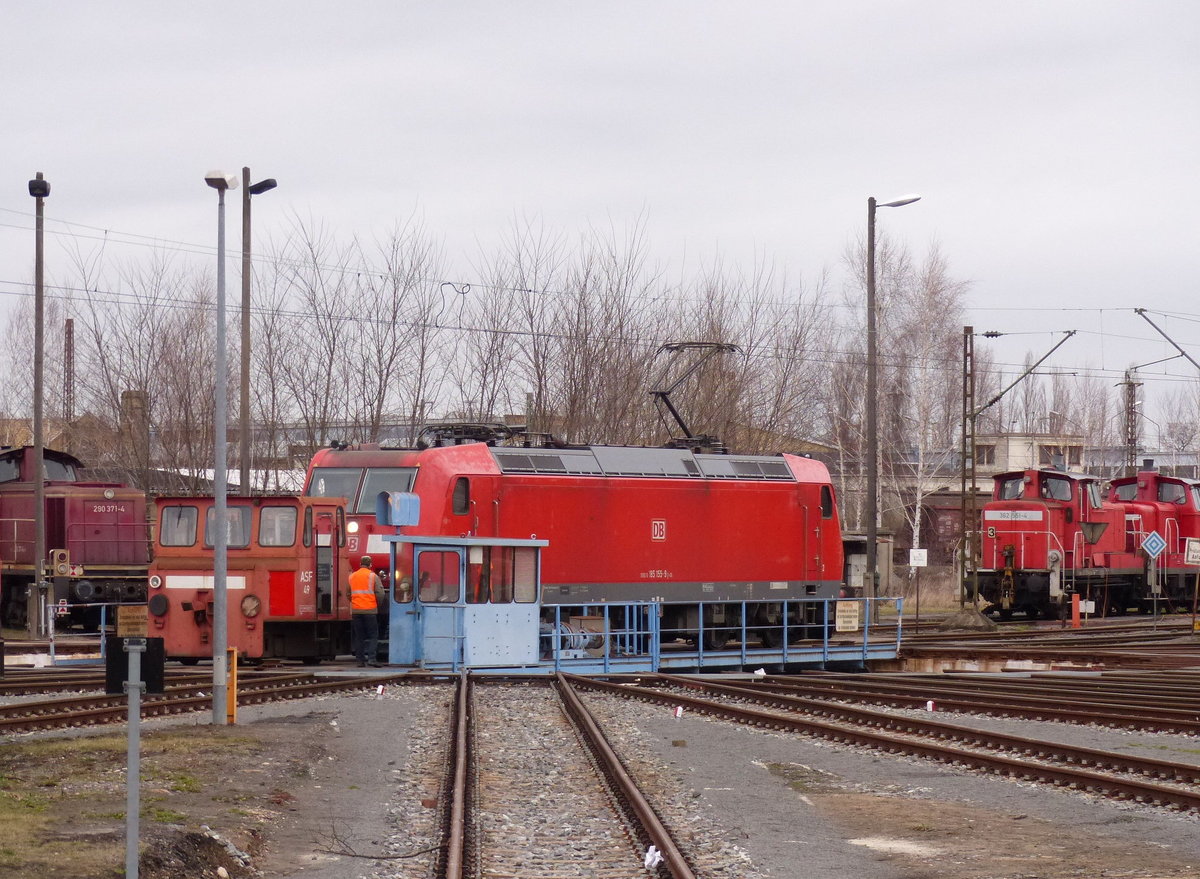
[1114,483,1137,502]
[356,467,417,513]
[160,505,198,546]
[1159,482,1188,505]
[204,506,252,548]
[43,459,78,481]
[1040,476,1072,502]
[259,507,298,546]
[1192,487,1200,509]
[1086,483,1102,509]
[998,477,1025,500]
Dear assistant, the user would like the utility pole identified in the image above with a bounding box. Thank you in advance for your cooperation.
[239,168,277,496]
[28,172,50,637]
[1119,369,1142,478]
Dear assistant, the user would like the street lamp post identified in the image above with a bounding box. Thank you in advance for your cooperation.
[866,194,920,602]
[205,170,238,725]
[27,173,50,637]
[239,168,277,497]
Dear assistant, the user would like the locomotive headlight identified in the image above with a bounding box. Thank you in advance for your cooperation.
[103,489,116,499]
[347,521,359,533]
[240,595,263,618]
[149,575,163,589]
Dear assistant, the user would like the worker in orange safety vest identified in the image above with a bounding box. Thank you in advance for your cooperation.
[349,555,384,667]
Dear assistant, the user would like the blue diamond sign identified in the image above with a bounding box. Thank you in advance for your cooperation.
[1142,530,1167,560]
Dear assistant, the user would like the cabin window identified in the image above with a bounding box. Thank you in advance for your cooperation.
[307,467,362,502]
[998,477,1024,500]
[417,551,460,603]
[204,506,252,549]
[356,467,418,513]
[259,507,297,547]
[1114,483,1137,501]
[303,507,313,547]
[513,548,537,603]
[489,549,513,603]
[1040,476,1073,502]
[452,477,470,515]
[820,485,833,519]
[335,507,346,546]
[1086,483,1102,509]
[1193,487,1200,510]
[160,505,198,546]
[1158,482,1187,505]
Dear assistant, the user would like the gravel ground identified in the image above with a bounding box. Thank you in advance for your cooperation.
[245,682,1200,879]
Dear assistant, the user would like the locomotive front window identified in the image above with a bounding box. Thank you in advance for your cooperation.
[998,477,1024,500]
[308,468,361,502]
[1040,476,1072,502]
[160,505,198,546]
[260,507,298,546]
[1086,483,1102,509]
[204,506,252,549]
[356,468,417,513]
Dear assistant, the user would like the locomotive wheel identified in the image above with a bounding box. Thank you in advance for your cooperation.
[758,628,783,648]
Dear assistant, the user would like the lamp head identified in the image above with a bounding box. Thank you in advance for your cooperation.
[880,194,921,208]
[204,171,239,191]
[247,178,277,196]
[28,177,50,198]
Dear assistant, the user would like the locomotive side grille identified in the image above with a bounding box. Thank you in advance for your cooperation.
[493,447,797,481]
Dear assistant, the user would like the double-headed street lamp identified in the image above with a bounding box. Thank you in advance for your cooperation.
[239,169,276,497]
[205,170,238,725]
[866,194,920,600]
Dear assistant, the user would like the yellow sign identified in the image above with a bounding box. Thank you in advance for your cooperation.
[835,600,861,632]
[116,605,149,638]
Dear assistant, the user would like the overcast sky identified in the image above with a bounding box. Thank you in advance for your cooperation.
[3,2,1199,405]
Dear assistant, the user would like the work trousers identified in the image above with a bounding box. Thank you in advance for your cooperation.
[351,612,379,664]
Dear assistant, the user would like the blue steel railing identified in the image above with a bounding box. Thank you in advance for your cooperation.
[539,597,903,672]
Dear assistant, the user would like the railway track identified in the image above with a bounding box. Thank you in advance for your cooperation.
[434,674,698,879]
[569,673,1200,813]
[0,673,404,734]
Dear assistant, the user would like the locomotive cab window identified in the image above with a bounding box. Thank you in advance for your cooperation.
[160,505,198,547]
[0,456,19,483]
[1040,476,1072,502]
[820,485,834,519]
[43,459,78,481]
[356,467,417,513]
[1114,483,1137,502]
[302,506,313,547]
[1159,482,1187,505]
[999,477,1024,500]
[259,507,298,547]
[307,467,361,503]
[452,477,470,515]
[204,506,252,549]
[1086,482,1102,509]
[1193,486,1200,509]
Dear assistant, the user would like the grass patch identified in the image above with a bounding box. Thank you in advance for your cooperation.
[145,807,188,824]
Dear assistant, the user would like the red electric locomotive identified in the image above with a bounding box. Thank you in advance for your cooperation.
[1107,463,1200,610]
[975,467,1139,619]
[0,446,150,630]
[306,440,845,646]
[147,495,354,663]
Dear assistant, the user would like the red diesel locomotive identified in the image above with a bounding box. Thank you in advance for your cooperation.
[0,446,150,630]
[147,495,355,663]
[305,440,845,647]
[976,463,1196,619]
